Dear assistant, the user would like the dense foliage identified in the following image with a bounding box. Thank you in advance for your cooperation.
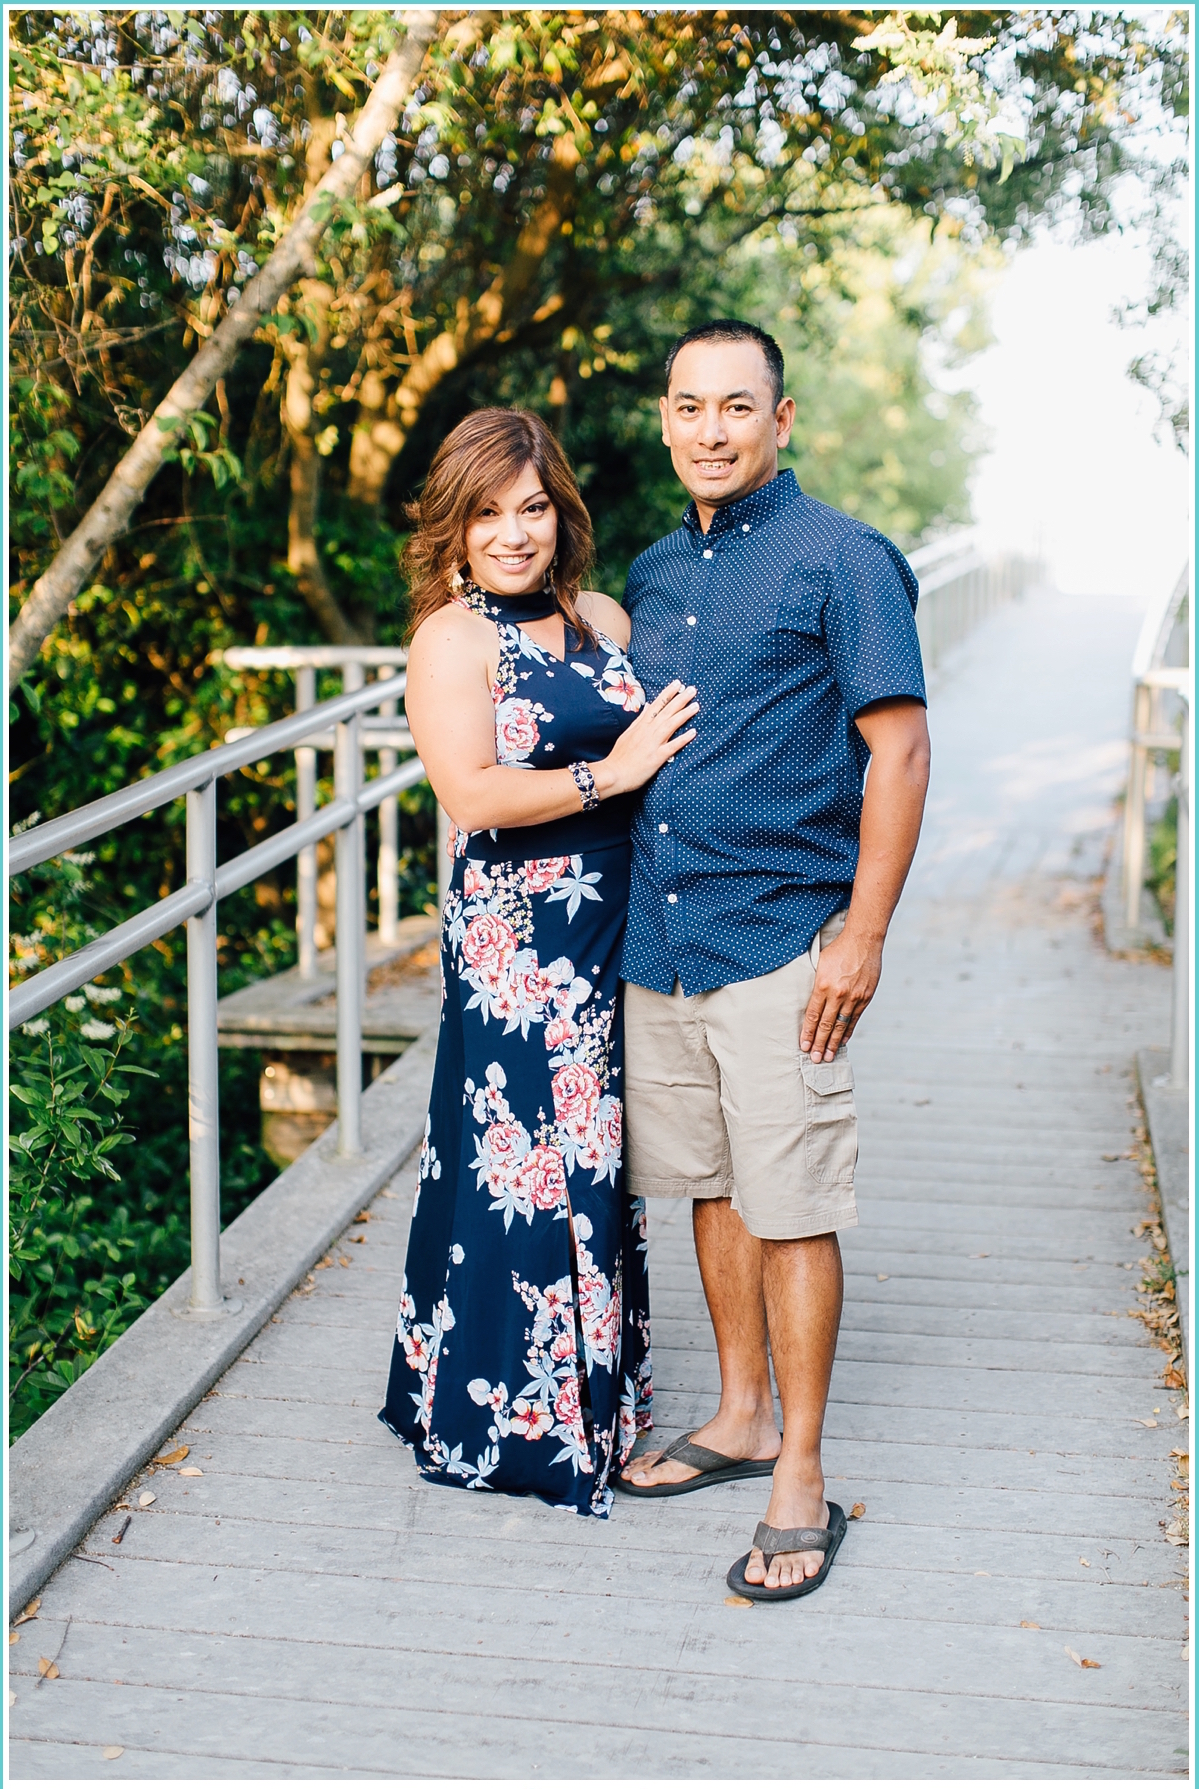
[8,8,1188,1434]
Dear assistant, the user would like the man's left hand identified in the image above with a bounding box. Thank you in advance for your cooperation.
[800,928,882,1062]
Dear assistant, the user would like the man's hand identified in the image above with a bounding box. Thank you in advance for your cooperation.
[800,927,882,1062]
[801,696,930,1063]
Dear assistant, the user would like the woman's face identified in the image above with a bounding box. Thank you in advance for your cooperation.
[463,462,558,594]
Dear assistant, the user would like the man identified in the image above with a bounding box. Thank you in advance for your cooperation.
[616,319,930,1602]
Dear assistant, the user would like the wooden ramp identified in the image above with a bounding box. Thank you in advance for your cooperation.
[10,586,1188,1779]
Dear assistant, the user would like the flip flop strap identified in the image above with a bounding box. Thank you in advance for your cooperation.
[660,1433,737,1473]
[752,1520,833,1565]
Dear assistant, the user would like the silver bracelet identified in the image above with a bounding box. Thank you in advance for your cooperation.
[569,760,600,812]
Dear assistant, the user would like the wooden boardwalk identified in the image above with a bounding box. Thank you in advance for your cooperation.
[10,585,1188,1779]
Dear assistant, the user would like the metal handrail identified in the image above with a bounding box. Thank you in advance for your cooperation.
[913,544,1040,670]
[8,673,406,878]
[1121,566,1189,931]
[7,673,424,1320]
[214,647,421,966]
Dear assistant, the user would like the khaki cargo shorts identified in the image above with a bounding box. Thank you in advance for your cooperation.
[623,911,858,1241]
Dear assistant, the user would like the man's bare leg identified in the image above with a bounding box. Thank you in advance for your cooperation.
[621,1197,781,1486]
[741,1231,843,1588]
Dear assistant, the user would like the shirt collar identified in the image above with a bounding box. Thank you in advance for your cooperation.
[681,467,800,540]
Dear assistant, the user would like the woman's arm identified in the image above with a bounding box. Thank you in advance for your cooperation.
[405,605,697,835]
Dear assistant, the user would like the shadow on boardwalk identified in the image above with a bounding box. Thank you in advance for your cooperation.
[10,586,1188,1779]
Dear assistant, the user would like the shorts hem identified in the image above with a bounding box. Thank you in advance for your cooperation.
[630,1173,734,1201]
[733,1200,859,1242]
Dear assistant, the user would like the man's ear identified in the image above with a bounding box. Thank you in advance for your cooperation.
[775,397,796,450]
[659,393,671,446]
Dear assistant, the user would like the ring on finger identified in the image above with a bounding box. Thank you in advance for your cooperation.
[836,1011,854,1023]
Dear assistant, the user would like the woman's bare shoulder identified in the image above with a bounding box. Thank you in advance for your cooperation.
[577,588,630,648]
[410,600,494,655]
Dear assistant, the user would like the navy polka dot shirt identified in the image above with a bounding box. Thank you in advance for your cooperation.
[620,469,926,996]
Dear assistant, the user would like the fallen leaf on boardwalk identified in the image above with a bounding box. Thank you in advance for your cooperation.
[154,1446,189,1465]
[14,1600,41,1625]
[974,1571,991,1577]
[8,1692,15,1707]
[9,1633,18,1645]
[1101,1153,1120,1161]
[970,1252,990,1259]
[1020,1621,1040,1629]
[724,1595,754,1607]
[1134,1418,1158,1428]
[876,1273,890,1282]
[101,1747,125,1761]
[1079,1557,1092,1567]
[850,1503,866,1520]
[37,1658,59,1679]
[315,1256,333,1271]
[338,1255,352,1267]
[1065,1647,1100,1669]
[138,1492,156,1507]
[178,1466,203,1477]
[354,1211,373,1222]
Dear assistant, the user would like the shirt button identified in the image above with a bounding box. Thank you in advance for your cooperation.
[702,548,713,559]
[666,893,678,905]
[686,615,697,626]
[658,823,669,834]
[742,523,751,533]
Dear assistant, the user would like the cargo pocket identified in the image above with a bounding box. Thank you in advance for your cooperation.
[801,1052,858,1184]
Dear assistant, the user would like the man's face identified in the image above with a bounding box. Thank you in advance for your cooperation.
[659,339,795,517]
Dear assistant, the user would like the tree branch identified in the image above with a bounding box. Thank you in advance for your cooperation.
[7,10,442,690]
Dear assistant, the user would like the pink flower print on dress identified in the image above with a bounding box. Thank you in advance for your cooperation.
[600,669,646,711]
[516,1143,569,1212]
[462,913,518,989]
[480,1120,529,1195]
[544,1015,580,1052]
[510,1398,553,1440]
[553,1373,584,1437]
[463,862,492,899]
[551,1062,601,1141]
[494,697,548,764]
[525,856,570,894]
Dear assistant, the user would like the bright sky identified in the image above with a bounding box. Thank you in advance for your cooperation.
[964,230,1191,603]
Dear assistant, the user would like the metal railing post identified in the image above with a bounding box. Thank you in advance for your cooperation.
[377,664,399,945]
[183,781,237,1317]
[1170,703,1190,1089]
[295,666,318,977]
[1123,681,1152,926]
[335,664,365,1155]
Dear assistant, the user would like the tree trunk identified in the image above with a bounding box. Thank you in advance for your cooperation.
[344,133,581,510]
[281,281,362,643]
[7,11,441,690]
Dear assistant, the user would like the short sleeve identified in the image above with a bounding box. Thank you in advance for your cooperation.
[823,529,926,717]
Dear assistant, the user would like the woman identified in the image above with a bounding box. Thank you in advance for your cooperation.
[378,409,697,1517]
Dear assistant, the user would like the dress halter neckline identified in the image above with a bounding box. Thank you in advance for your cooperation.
[455,575,558,625]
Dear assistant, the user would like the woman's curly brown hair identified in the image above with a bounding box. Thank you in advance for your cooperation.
[403,408,597,646]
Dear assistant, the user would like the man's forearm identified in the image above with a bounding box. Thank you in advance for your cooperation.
[801,701,930,1060]
[842,733,929,942]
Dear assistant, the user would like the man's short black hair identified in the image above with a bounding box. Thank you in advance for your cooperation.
[664,319,786,409]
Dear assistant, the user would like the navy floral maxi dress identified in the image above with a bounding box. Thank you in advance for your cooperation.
[379,582,653,1517]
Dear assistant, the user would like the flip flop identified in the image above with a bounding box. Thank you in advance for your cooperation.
[725,1504,847,1601]
[614,1431,778,1498]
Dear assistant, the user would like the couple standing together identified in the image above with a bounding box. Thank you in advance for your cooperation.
[379,319,930,1601]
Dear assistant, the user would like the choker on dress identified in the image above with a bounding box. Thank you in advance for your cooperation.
[455,575,559,625]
